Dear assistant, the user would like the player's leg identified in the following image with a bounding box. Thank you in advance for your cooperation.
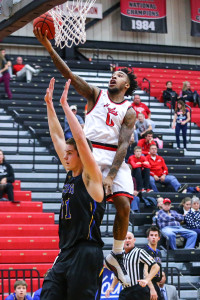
[105,195,130,286]
[40,250,71,300]
[113,196,130,239]
[40,265,67,300]
[66,241,104,300]
[105,162,133,286]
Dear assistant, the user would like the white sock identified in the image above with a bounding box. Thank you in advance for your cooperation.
[112,239,124,254]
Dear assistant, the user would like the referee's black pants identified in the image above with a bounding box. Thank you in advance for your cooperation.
[119,284,150,300]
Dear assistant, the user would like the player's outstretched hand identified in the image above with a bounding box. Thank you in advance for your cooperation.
[138,279,148,287]
[60,79,71,109]
[33,27,52,49]
[103,176,113,196]
[105,287,114,298]
[45,77,55,104]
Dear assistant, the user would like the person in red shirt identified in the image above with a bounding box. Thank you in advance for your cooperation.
[132,94,151,119]
[128,146,152,192]
[146,144,188,193]
[13,56,41,83]
[132,94,155,129]
[137,130,156,155]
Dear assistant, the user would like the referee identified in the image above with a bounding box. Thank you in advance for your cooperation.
[105,232,160,300]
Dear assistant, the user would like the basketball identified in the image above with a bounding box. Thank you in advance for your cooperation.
[33,12,55,40]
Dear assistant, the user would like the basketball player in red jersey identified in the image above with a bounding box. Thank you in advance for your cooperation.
[34,28,137,286]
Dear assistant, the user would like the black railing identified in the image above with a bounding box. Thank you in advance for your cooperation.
[12,110,20,154]
[0,269,40,298]
[160,232,170,281]
[167,266,181,298]
[166,100,173,127]
[52,156,61,192]
[142,77,151,108]
[29,126,36,172]
[185,104,192,143]
[104,202,110,237]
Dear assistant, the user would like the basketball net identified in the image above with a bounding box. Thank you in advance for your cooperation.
[50,0,96,49]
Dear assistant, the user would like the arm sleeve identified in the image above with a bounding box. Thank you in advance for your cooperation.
[185,212,195,228]
[145,105,151,115]
[127,156,139,169]
[137,139,143,148]
[157,210,171,226]
[139,249,156,266]
[142,157,150,168]
[161,158,168,175]
[173,210,184,222]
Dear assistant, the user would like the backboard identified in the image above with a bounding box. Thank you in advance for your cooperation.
[0,0,68,40]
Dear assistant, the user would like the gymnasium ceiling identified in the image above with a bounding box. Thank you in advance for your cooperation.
[0,0,67,40]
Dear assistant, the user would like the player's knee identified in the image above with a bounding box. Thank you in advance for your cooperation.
[115,199,130,218]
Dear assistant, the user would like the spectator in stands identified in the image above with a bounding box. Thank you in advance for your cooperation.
[125,133,136,162]
[132,94,155,129]
[32,288,41,300]
[157,198,197,250]
[5,280,33,300]
[137,130,156,156]
[0,149,15,202]
[185,196,200,247]
[128,146,152,193]
[135,113,152,141]
[180,81,200,107]
[0,48,13,77]
[152,197,164,225]
[172,100,190,150]
[13,56,42,83]
[146,144,188,193]
[177,197,191,215]
[162,81,178,110]
[159,271,179,300]
[144,226,163,300]
[64,105,84,139]
[0,51,12,99]
[32,270,50,300]
[131,190,140,213]
[105,232,160,300]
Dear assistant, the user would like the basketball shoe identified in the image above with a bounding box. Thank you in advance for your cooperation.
[105,251,131,286]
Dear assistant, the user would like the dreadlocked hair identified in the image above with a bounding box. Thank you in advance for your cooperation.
[119,67,138,96]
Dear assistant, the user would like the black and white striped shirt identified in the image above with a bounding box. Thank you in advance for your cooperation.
[123,247,156,286]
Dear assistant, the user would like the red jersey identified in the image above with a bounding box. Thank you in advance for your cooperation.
[128,155,150,169]
[137,139,156,155]
[146,154,168,177]
[13,64,25,75]
[132,102,151,119]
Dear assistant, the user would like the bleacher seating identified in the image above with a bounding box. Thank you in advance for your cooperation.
[0,180,59,298]
[1,57,200,299]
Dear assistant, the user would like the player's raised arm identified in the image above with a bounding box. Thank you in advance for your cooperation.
[44,77,67,168]
[33,28,99,104]
[60,80,104,203]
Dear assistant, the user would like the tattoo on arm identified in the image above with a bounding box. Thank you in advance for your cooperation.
[108,108,136,179]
